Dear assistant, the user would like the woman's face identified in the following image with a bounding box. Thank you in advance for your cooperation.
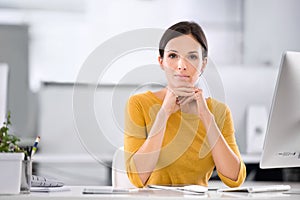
[159,34,207,88]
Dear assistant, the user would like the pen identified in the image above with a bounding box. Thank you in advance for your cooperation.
[31,136,40,157]
[25,146,32,160]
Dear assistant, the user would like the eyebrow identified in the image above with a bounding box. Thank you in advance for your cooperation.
[166,50,199,54]
[188,51,199,54]
[166,50,178,53]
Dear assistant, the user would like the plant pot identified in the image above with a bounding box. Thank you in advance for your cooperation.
[0,152,24,194]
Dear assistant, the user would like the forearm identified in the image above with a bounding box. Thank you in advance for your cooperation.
[203,114,241,181]
[132,109,169,184]
[212,135,241,181]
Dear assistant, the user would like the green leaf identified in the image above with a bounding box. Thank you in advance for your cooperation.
[0,112,24,153]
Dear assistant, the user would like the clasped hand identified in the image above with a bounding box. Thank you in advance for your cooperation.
[162,86,212,121]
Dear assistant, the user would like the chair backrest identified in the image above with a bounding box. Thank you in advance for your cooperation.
[0,63,9,124]
[111,146,135,188]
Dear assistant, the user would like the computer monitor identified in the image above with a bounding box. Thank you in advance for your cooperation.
[260,51,300,169]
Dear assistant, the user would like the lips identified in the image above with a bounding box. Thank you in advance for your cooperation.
[174,74,190,78]
[173,74,190,83]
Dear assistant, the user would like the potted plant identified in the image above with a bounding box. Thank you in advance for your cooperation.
[0,112,25,194]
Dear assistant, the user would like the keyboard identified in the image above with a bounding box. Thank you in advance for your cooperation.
[218,185,291,193]
[31,175,64,187]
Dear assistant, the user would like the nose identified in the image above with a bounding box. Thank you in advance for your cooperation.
[178,57,187,70]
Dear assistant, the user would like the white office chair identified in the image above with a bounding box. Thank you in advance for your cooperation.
[0,63,9,124]
[111,146,135,188]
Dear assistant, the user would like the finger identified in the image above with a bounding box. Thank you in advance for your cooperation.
[175,87,195,93]
[194,89,205,100]
[194,91,202,101]
[166,87,178,98]
[194,88,203,93]
[173,88,195,97]
[177,96,187,105]
[177,96,185,101]
[179,96,194,105]
[176,96,180,105]
[175,96,187,104]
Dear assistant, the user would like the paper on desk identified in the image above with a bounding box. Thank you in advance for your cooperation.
[218,185,291,193]
[30,186,71,193]
[147,185,208,194]
[83,186,139,194]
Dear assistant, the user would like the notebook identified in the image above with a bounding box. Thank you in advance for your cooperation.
[31,175,64,187]
[83,187,139,194]
[148,184,208,194]
[218,185,291,193]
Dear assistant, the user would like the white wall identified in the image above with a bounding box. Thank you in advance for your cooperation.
[243,0,300,66]
[219,65,278,153]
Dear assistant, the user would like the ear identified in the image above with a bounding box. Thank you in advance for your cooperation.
[158,56,165,70]
[200,57,208,74]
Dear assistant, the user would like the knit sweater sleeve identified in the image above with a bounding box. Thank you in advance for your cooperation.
[215,102,246,187]
[124,95,147,188]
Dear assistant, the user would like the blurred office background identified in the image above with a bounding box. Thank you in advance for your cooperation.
[0,0,300,185]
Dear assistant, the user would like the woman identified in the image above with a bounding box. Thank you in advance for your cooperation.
[124,21,246,188]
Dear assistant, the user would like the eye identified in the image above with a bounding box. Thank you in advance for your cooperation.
[188,54,198,60]
[168,53,178,59]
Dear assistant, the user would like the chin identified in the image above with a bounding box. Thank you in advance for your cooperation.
[169,79,193,88]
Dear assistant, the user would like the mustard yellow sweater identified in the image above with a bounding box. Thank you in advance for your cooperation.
[124,91,246,188]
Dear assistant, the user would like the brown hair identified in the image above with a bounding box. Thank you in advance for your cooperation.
[159,21,208,58]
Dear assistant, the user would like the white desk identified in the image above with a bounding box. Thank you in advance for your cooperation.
[32,153,260,165]
[1,182,299,200]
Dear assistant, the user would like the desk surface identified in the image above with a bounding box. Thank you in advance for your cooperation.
[32,153,260,164]
[1,182,299,200]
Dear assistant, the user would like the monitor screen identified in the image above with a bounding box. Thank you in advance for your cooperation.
[260,51,300,169]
